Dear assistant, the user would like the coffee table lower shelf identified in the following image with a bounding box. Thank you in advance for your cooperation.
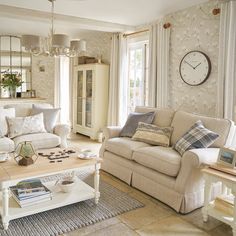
[0,179,100,228]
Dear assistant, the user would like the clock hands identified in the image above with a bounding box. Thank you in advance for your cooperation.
[184,60,194,69]
[184,61,202,70]
[193,62,201,69]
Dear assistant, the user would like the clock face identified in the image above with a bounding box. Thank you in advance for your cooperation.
[179,51,211,86]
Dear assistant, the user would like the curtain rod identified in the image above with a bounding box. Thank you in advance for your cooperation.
[123,29,149,38]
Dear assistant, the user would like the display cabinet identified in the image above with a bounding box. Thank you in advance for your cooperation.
[73,64,109,140]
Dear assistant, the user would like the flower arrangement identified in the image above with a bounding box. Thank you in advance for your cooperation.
[1,71,22,98]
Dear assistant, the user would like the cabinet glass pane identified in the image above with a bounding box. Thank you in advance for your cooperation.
[85,70,93,128]
[77,71,83,125]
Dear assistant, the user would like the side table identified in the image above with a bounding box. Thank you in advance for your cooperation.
[202,167,236,235]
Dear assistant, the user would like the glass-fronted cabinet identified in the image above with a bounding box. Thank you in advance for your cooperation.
[73,64,109,140]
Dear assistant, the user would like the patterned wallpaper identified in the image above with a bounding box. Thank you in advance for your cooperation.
[166,0,220,116]
[32,55,55,105]
[31,31,111,106]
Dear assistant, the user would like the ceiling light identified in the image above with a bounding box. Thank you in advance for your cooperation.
[21,0,86,57]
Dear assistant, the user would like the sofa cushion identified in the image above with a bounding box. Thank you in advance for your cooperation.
[7,113,46,138]
[13,133,60,150]
[0,137,15,152]
[0,107,15,136]
[105,137,150,160]
[133,146,181,177]
[132,122,173,147]
[174,120,219,156]
[171,110,233,147]
[31,105,60,133]
[120,112,155,137]
[135,106,175,127]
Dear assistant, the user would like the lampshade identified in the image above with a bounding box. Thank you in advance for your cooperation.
[70,40,86,51]
[21,35,40,50]
[52,34,70,48]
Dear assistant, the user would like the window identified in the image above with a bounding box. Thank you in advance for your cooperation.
[127,39,149,114]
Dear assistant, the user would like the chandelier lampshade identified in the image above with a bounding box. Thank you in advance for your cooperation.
[21,35,41,55]
[21,0,86,57]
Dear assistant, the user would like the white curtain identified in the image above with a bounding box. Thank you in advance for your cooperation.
[217,0,236,120]
[107,33,128,126]
[148,21,170,108]
[54,57,70,124]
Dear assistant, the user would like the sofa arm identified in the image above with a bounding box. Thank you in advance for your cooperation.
[182,148,220,168]
[54,124,70,148]
[175,148,220,193]
[103,126,122,141]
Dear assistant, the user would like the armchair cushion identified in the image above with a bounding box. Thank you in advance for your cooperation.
[31,105,60,133]
[7,113,46,138]
[0,107,15,136]
[13,132,60,150]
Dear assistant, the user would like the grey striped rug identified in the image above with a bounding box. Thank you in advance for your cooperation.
[0,170,144,236]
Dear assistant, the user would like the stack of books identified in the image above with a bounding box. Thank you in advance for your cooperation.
[214,194,234,216]
[10,179,52,208]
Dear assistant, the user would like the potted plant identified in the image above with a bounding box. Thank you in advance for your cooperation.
[1,71,22,98]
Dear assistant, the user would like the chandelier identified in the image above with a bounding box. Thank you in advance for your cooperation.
[21,0,86,57]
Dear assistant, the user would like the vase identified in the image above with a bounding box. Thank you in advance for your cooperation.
[9,87,17,98]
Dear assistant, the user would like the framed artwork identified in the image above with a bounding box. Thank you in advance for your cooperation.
[217,147,236,168]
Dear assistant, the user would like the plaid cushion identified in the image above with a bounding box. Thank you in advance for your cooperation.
[174,120,219,156]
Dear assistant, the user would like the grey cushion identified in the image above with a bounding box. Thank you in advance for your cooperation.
[31,105,60,133]
[120,112,155,137]
[174,120,219,156]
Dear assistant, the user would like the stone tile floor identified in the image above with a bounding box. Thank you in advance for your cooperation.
[63,133,233,236]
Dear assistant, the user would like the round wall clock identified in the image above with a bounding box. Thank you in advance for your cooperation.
[179,50,211,86]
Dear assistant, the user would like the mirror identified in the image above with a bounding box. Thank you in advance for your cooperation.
[0,35,32,98]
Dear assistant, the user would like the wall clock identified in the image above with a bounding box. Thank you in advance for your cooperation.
[179,51,211,86]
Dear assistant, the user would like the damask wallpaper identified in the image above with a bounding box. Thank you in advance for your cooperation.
[31,31,111,105]
[166,0,221,116]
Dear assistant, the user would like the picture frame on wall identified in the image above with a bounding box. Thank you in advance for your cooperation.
[217,147,236,168]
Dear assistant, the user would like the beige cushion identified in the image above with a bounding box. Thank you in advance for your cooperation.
[132,122,173,146]
[0,137,15,152]
[133,146,181,177]
[105,137,150,160]
[0,107,15,136]
[135,106,175,127]
[13,133,60,150]
[171,111,233,147]
[7,113,46,138]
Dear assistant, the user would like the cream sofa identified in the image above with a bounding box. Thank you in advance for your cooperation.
[0,103,70,153]
[100,107,236,213]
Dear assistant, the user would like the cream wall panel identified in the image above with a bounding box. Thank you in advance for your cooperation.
[166,1,220,117]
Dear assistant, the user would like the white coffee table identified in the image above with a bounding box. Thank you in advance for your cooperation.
[0,149,101,230]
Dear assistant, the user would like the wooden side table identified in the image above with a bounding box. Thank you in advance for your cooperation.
[202,167,236,236]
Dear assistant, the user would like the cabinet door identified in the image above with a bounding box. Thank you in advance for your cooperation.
[85,69,93,128]
[76,70,83,126]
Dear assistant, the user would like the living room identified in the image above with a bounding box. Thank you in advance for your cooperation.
[0,0,236,235]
